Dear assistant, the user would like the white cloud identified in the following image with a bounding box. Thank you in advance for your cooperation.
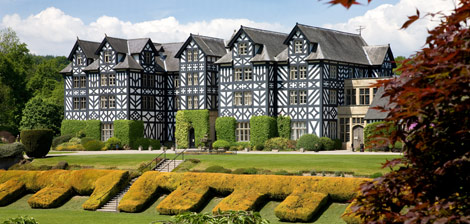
[1,7,287,56]
[323,0,455,57]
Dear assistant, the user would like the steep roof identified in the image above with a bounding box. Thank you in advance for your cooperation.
[175,34,226,58]
[82,60,100,72]
[128,38,152,54]
[59,63,72,74]
[214,50,233,64]
[292,24,370,64]
[114,55,143,70]
[157,42,184,72]
[363,45,391,65]
[365,86,393,120]
[67,39,100,61]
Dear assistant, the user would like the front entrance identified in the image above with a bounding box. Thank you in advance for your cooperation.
[352,125,364,151]
[188,128,195,148]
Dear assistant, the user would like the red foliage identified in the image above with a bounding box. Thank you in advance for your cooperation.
[331,0,470,223]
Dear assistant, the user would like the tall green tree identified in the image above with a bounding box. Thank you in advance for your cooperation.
[20,96,63,136]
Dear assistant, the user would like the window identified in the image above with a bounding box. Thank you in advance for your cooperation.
[187,96,193,109]
[299,66,307,79]
[299,90,307,105]
[234,92,242,106]
[359,88,370,105]
[144,52,152,64]
[239,43,247,55]
[328,121,337,139]
[104,52,111,63]
[234,68,242,81]
[339,118,350,142]
[290,91,298,105]
[73,97,80,110]
[244,92,252,106]
[100,96,107,109]
[80,97,86,110]
[142,96,155,110]
[193,49,198,61]
[108,96,115,108]
[291,122,306,140]
[175,75,180,88]
[345,89,351,105]
[290,66,298,80]
[109,74,116,86]
[77,55,83,65]
[187,50,192,62]
[294,40,303,53]
[80,76,86,88]
[101,74,108,87]
[244,68,252,81]
[149,75,155,87]
[236,122,250,142]
[73,76,80,88]
[193,73,198,86]
[100,96,115,109]
[330,65,337,79]
[175,96,180,110]
[101,123,113,142]
[187,73,193,86]
[329,90,337,104]
[193,95,198,108]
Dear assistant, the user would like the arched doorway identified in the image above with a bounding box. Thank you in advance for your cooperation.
[352,125,364,151]
[188,127,195,148]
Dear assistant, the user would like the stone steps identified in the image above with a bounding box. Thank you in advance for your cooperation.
[154,160,183,172]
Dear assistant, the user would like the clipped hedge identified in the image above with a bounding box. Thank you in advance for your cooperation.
[114,120,144,148]
[175,110,209,148]
[275,192,328,222]
[61,120,86,136]
[212,140,231,149]
[119,171,370,220]
[0,142,25,159]
[28,186,73,208]
[20,129,53,158]
[296,134,321,151]
[82,170,129,210]
[0,179,25,206]
[250,116,277,147]
[277,115,291,139]
[264,137,290,151]
[84,120,101,140]
[215,117,236,143]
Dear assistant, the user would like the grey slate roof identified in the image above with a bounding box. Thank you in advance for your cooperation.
[365,86,393,120]
[363,45,390,65]
[215,50,233,64]
[59,63,72,74]
[82,60,100,72]
[192,35,227,57]
[157,42,184,72]
[104,36,129,53]
[128,38,151,54]
[67,39,100,61]
[114,55,143,70]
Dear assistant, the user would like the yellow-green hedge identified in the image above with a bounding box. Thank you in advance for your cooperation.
[0,169,129,209]
[274,191,328,222]
[341,199,362,224]
[119,172,370,221]
[0,179,25,206]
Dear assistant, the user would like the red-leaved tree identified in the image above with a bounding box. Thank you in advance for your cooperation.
[330,0,470,223]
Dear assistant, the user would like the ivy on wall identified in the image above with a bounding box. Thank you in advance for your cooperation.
[277,115,291,139]
[215,117,236,143]
[175,110,209,148]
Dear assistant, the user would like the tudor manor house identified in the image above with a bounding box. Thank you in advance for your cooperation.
[60,23,396,150]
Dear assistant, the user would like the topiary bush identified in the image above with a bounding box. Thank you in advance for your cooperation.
[105,137,122,150]
[205,165,231,173]
[82,140,104,151]
[84,120,101,141]
[0,143,25,159]
[212,140,231,149]
[215,117,236,143]
[114,120,144,148]
[175,110,210,149]
[277,115,291,139]
[61,120,86,136]
[264,137,290,151]
[250,116,277,147]
[296,134,321,151]
[52,135,74,149]
[20,129,53,158]
[319,137,335,151]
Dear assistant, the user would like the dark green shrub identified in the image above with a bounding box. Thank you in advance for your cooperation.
[82,139,104,151]
[60,120,86,136]
[277,115,291,139]
[264,137,289,151]
[232,167,258,175]
[0,142,25,159]
[84,120,101,140]
[274,170,290,175]
[310,170,317,176]
[212,140,231,149]
[250,116,277,147]
[370,172,383,178]
[175,110,210,148]
[52,135,73,149]
[20,129,53,158]
[333,139,343,150]
[253,144,264,151]
[80,137,94,146]
[319,137,335,151]
[215,117,236,143]
[296,134,321,151]
[105,137,122,150]
[114,120,144,148]
[205,165,231,173]
[131,138,161,150]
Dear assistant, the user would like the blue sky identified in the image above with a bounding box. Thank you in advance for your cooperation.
[0,0,453,56]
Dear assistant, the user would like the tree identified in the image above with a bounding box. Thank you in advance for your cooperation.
[20,96,63,136]
[330,0,470,223]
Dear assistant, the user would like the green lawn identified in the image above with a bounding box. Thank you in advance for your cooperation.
[0,194,347,224]
[30,153,399,175]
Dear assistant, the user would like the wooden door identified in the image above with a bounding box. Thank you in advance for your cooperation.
[353,126,364,150]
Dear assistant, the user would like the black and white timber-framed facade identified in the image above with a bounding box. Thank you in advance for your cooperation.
[61,23,395,150]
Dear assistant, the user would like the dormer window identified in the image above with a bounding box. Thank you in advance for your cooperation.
[192,50,198,61]
[104,52,111,63]
[187,50,192,62]
[294,40,303,54]
[239,43,247,55]
[77,55,83,65]
[144,52,152,64]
